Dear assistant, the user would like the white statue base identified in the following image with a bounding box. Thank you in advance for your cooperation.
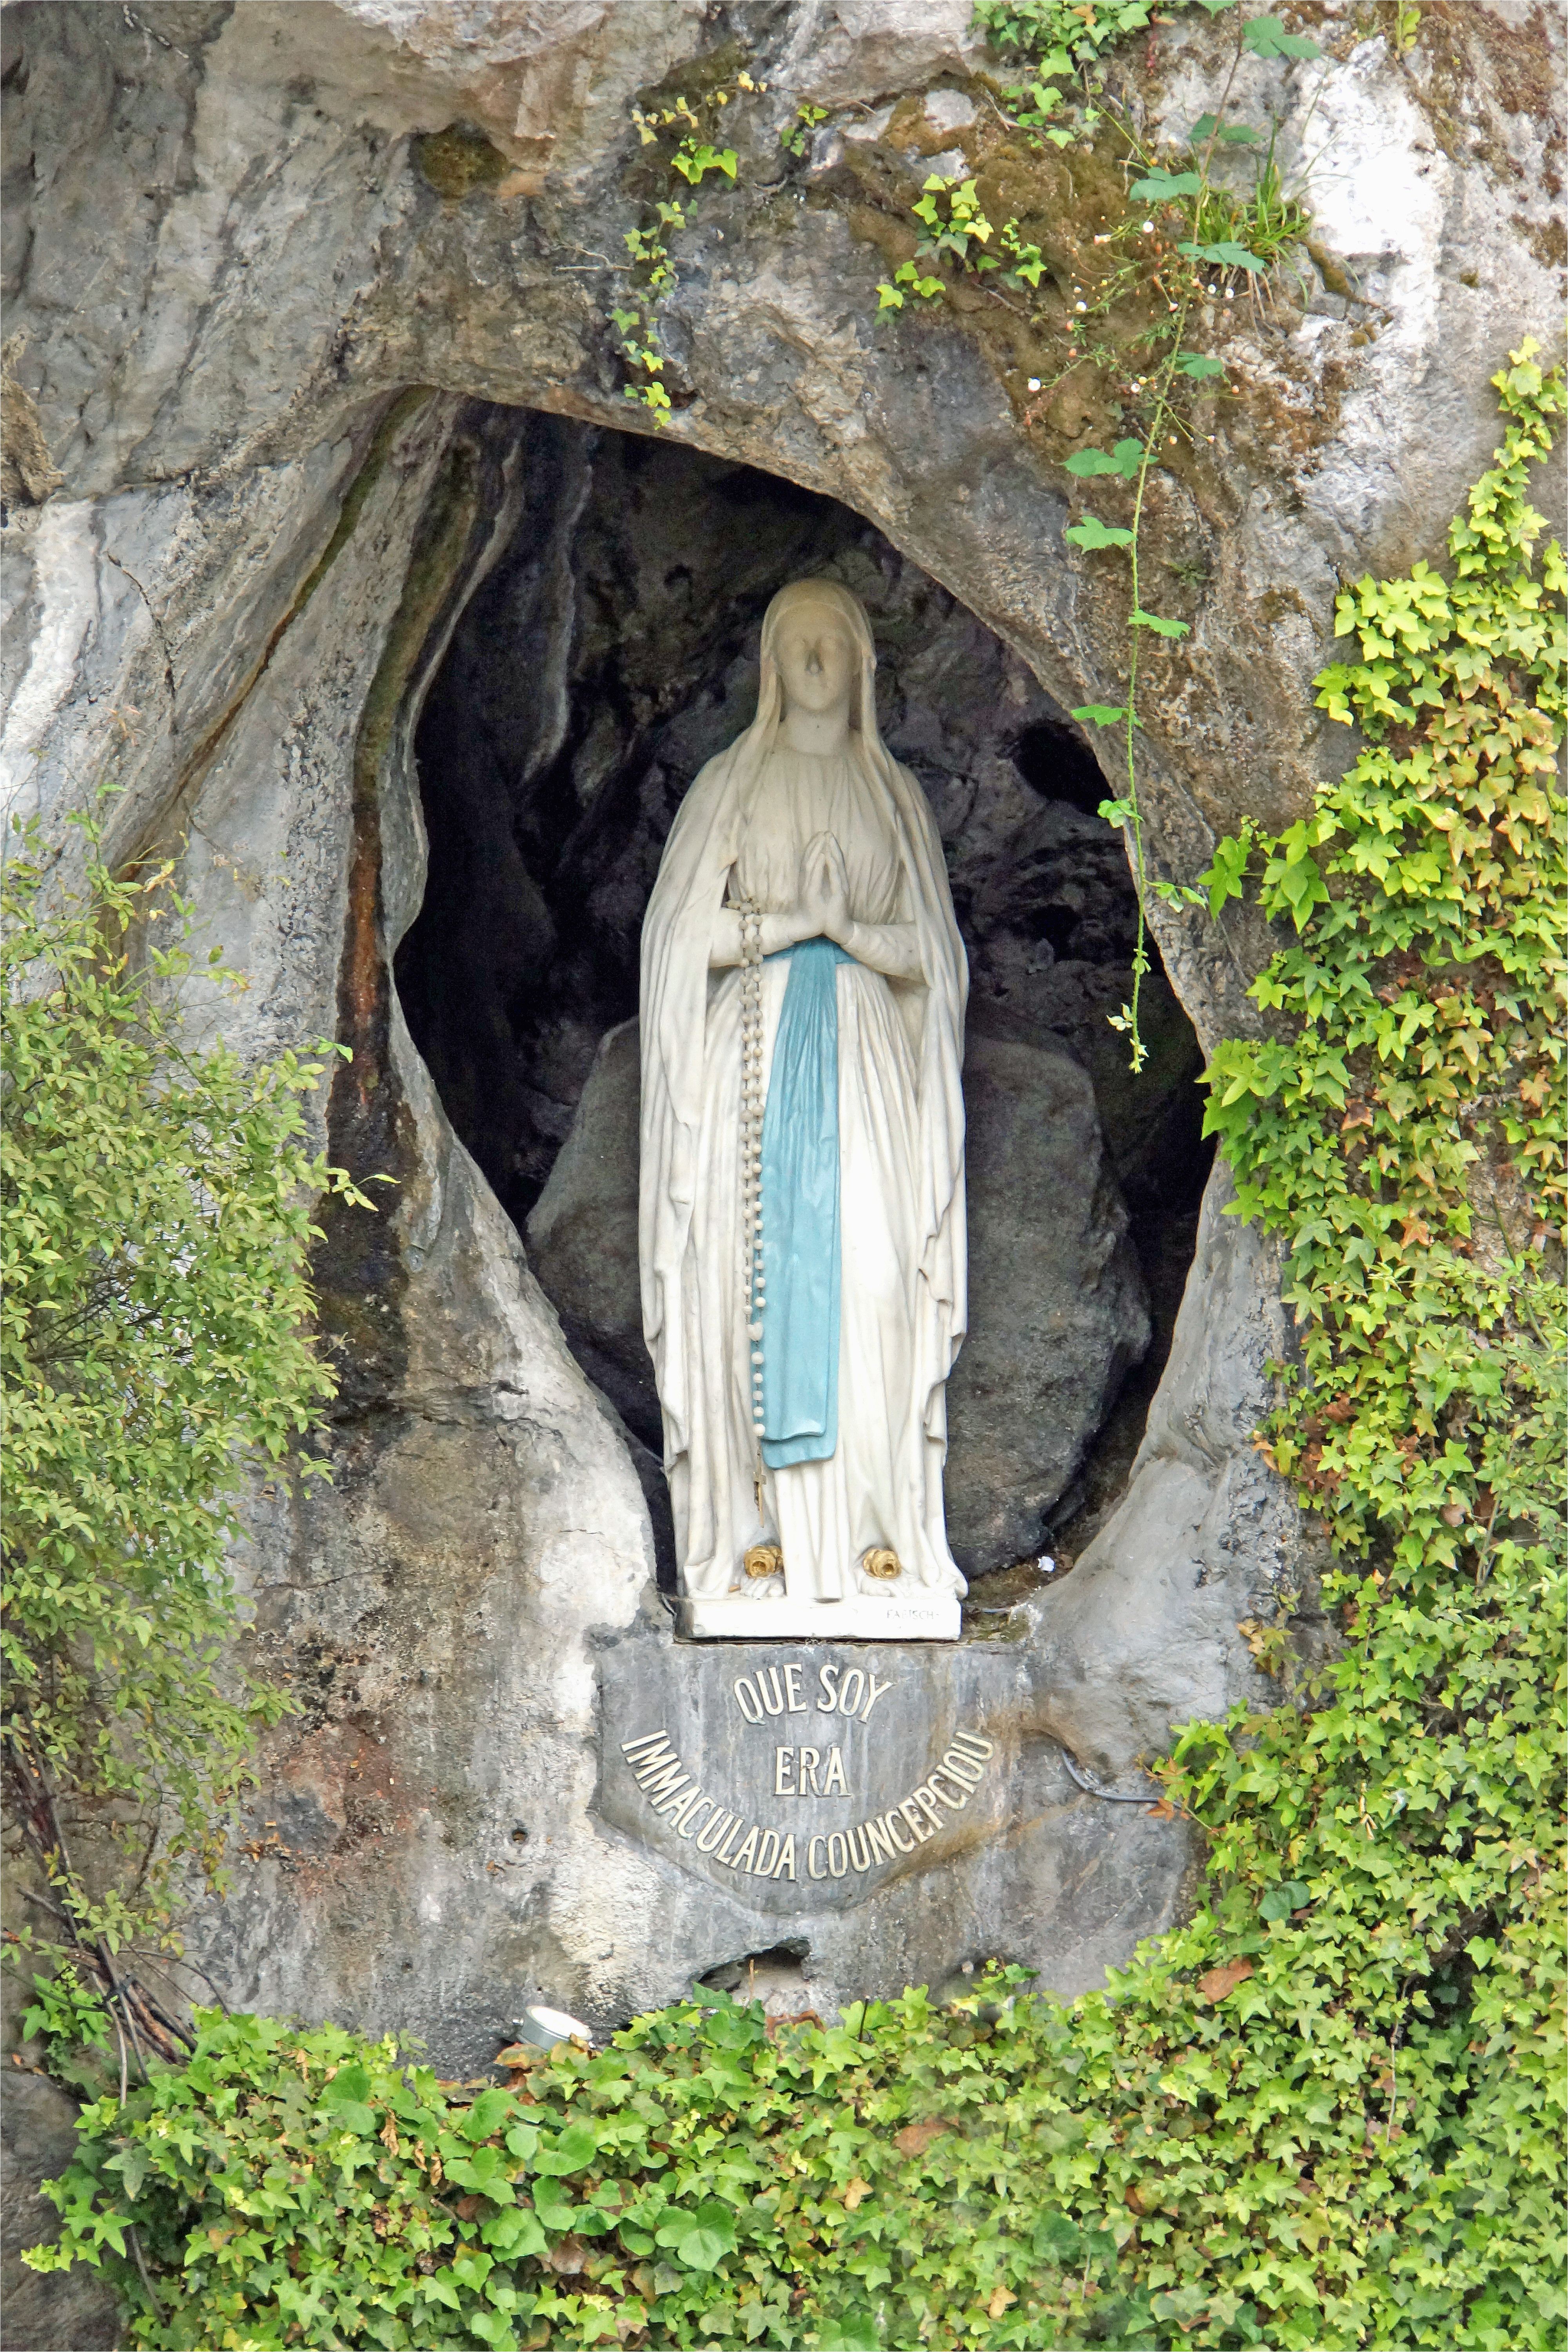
[674,1592,961,1644]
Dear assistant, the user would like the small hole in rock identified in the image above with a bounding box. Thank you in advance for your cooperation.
[700,1941,814,2018]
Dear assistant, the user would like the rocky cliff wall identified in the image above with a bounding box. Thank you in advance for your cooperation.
[2,0,1560,2089]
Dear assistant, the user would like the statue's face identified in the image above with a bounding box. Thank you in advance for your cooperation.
[773,605,857,718]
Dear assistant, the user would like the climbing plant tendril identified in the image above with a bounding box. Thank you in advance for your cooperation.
[25,357,1565,2352]
[876,0,1323,1071]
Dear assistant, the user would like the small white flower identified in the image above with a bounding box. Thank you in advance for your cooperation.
[1075,299,1087,311]
[1224,288,1234,300]
[1142,220,1154,233]
[1027,377,1042,390]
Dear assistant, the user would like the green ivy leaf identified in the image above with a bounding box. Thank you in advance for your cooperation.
[1259,1880,1312,1920]
[1130,170,1203,199]
[1130,608,1192,636]
[1176,351,1228,378]
[656,2197,739,2270]
[533,2121,599,2175]
[1189,113,1263,142]
[1065,515,1135,549]
[1178,239,1268,271]
[817,2316,880,2352]
[468,2312,517,2350]
[481,2205,546,2256]
[1064,437,1144,480]
[459,2087,514,2141]
[1071,704,1128,726]
[1242,14,1323,56]
[1033,2207,1083,2259]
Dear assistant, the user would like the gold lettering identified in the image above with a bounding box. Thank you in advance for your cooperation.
[715,1816,745,1864]
[774,1746,796,1796]
[846,1824,871,1871]
[680,1797,714,1841]
[621,1730,668,1760]
[730,1826,760,1873]
[638,1755,688,1801]
[654,1782,699,1824]
[808,1835,828,1879]
[866,1816,895,1865]
[928,1768,966,1810]
[755,1830,781,1876]
[952,1728,995,1760]
[837,1668,865,1716]
[827,1833,848,1878]
[785,1663,807,1713]
[799,1747,821,1797]
[900,1798,932,1845]
[912,1784,944,1831]
[760,1666,787,1717]
[817,1664,839,1712]
[696,1809,733,1854]
[862,1674,893,1721]
[942,1748,984,1786]
[820,1745,848,1796]
[733,1676,763,1724]
[884,1809,915,1855]
[774,1834,797,1880]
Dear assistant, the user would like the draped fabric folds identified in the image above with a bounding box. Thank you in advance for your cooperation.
[638,581,968,1601]
[759,938,853,1470]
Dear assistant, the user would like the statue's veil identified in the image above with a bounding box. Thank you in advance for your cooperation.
[638,578,968,1583]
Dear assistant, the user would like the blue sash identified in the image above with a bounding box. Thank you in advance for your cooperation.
[758,938,852,1468]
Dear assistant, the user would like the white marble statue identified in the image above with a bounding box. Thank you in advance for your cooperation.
[639,580,968,1636]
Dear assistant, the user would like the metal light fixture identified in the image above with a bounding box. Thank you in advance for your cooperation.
[512,2003,591,2051]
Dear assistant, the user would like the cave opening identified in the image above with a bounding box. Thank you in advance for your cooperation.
[395,409,1213,1588]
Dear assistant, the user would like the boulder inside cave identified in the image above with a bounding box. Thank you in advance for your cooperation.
[394,410,1214,1583]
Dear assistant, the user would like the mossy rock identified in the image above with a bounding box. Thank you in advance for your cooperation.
[415,122,508,200]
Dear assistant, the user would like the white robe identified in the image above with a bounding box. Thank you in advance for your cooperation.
[640,726,967,1604]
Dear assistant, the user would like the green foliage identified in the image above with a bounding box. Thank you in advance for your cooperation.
[875,176,1044,307]
[973,0,1320,154]
[780,102,828,159]
[618,75,764,418]
[22,1964,116,2063]
[670,139,737,186]
[2,817,369,1960]
[1203,341,1566,1556]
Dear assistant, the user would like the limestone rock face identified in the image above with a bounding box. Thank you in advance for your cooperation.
[945,1036,1149,1574]
[526,1018,652,1441]
[1,0,1558,2203]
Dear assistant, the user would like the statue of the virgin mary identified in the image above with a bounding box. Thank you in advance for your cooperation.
[639,579,967,1636]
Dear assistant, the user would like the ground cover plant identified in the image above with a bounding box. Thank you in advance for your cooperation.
[22,348,1565,2350]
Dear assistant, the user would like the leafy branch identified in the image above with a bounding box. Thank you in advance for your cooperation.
[2,810,372,1974]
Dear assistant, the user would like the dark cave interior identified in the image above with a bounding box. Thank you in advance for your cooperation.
[395,410,1214,1584]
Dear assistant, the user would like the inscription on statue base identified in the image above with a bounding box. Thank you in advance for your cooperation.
[595,1617,1014,1914]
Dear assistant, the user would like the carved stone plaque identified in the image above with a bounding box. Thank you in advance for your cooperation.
[594,1617,1026,1915]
